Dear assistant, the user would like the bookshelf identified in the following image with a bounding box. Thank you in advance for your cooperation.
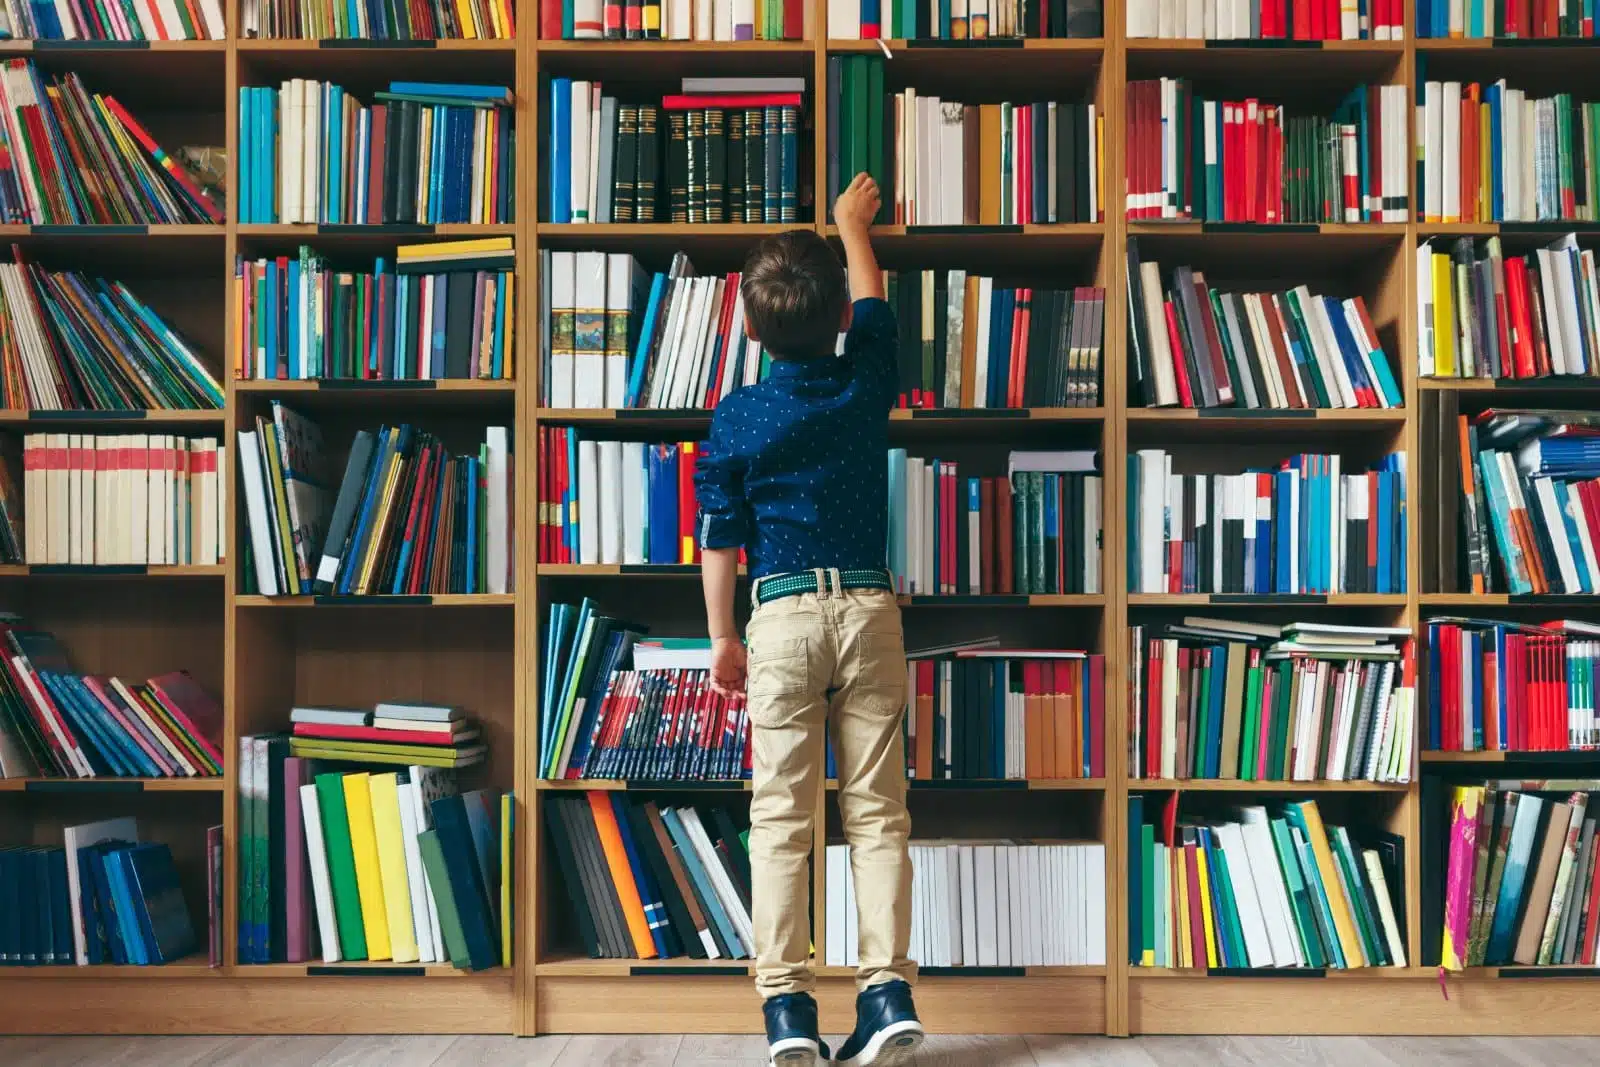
[1,0,1599,1045]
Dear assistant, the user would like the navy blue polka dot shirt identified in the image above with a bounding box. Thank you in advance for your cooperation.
[694,297,899,580]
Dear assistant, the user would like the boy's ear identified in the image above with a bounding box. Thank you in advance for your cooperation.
[840,303,854,332]
[744,317,760,342]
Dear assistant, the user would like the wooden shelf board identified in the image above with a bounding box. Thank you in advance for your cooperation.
[0,776,224,791]
[1124,38,1405,51]
[1127,593,1407,606]
[538,779,752,791]
[236,379,515,393]
[1419,592,1600,606]
[2,954,217,977]
[535,957,751,976]
[234,594,516,607]
[234,962,495,977]
[0,39,227,51]
[0,564,226,577]
[536,407,1106,423]
[236,224,517,237]
[1125,408,1406,424]
[1132,778,1411,793]
[537,39,813,53]
[1126,222,1408,236]
[1134,965,1422,978]
[828,37,1107,51]
[0,409,224,425]
[536,222,795,237]
[236,37,515,51]
[1418,750,1600,763]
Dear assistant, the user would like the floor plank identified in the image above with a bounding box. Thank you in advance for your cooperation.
[314,1036,459,1067]
[1027,1035,1161,1067]
[553,1034,684,1067]
[915,1033,1036,1066]
[674,1034,770,1064]
[429,1035,568,1067]
[195,1036,347,1067]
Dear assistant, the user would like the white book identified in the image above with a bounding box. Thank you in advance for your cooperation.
[577,439,600,565]
[621,441,646,565]
[573,251,608,408]
[1537,478,1582,594]
[1216,822,1274,967]
[833,844,854,968]
[549,251,577,407]
[395,782,436,963]
[1442,82,1462,223]
[1127,0,1155,34]
[236,431,279,595]
[570,82,593,218]
[282,81,301,223]
[299,784,342,964]
[972,277,993,407]
[408,766,454,956]
[1239,808,1303,966]
[485,427,510,594]
[845,843,859,966]
[958,845,978,966]
[682,808,754,954]
[65,817,140,964]
[1136,450,1167,593]
[605,254,642,408]
[597,440,623,566]
[1087,844,1106,965]
[994,845,1011,966]
[1363,849,1406,967]
[1423,82,1442,222]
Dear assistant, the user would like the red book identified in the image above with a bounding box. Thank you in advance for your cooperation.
[1184,841,1208,963]
[979,478,996,593]
[943,464,956,593]
[782,0,802,38]
[997,479,1014,594]
[1145,640,1162,777]
[1162,301,1195,408]
[293,722,475,747]
[1009,288,1030,407]
[1019,106,1032,224]
[540,0,563,33]
[1584,845,1600,963]
[662,94,803,110]
[1293,0,1312,38]
[678,441,698,563]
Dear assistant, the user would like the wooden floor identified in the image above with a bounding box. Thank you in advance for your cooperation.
[0,1035,1592,1065]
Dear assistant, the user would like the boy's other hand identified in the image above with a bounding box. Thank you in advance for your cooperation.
[834,172,880,237]
[710,636,748,697]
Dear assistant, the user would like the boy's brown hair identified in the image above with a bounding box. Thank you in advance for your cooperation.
[740,230,849,361]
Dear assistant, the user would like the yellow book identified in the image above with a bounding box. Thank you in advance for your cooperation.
[1433,252,1457,377]
[368,773,420,964]
[500,792,513,967]
[397,237,513,260]
[342,772,392,960]
[356,448,406,593]
[1096,115,1105,221]
[260,428,301,595]
[1195,845,1219,968]
[1290,800,1367,967]
[453,0,479,38]
[1174,846,1192,969]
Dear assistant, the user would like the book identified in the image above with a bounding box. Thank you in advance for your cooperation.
[1128,449,1408,595]
[1416,0,1599,35]
[1127,0,1399,37]
[540,0,801,39]
[1425,619,1600,753]
[1124,81,1409,225]
[831,0,1100,37]
[240,0,512,37]
[3,0,224,37]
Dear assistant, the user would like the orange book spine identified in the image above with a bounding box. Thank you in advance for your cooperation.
[587,792,659,958]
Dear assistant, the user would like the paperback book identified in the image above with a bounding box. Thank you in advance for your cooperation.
[831,0,1102,38]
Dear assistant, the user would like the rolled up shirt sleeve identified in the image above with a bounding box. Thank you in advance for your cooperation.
[695,410,751,551]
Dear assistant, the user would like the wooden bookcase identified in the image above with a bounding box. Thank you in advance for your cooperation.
[3,0,1600,1041]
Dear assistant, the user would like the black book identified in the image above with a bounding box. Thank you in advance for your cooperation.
[686,109,705,224]
[705,109,726,223]
[953,660,971,779]
[383,101,404,224]
[709,807,752,898]
[1048,0,1066,35]
[1065,0,1100,35]
[614,105,639,223]
[624,0,642,37]
[667,110,689,223]
[1024,0,1042,35]
[977,658,995,777]
[568,796,632,958]
[764,106,781,224]
[897,273,920,407]
[636,802,707,958]
[726,109,745,223]
[932,271,948,408]
[1125,239,1156,406]
[545,800,604,958]
[636,105,660,222]
[1032,103,1048,225]
[619,800,685,957]
[956,468,971,593]
[744,107,764,226]
[444,270,477,379]
[264,734,289,962]
[1059,104,1078,224]
[826,57,841,207]
[1074,101,1091,224]
[1172,267,1220,408]
[397,101,420,224]
[1065,473,1081,594]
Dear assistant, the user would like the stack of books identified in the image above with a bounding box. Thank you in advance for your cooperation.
[1441,782,1600,970]
[21,433,224,566]
[1128,794,1407,969]
[828,840,1107,967]
[1126,239,1401,410]
[539,602,750,781]
[1419,84,1598,226]
[0,253,224,412]
[906,647,1105,780]
[0,61,221,225]
[1,0,224,38]
[890,449,1102,596]
[236,747,509,969]
[1127,0,1402,38]
[238,408,512,597]
[237,81,515,226]
[1128,449,1408,595]
[0,819,203,966]
[538,430,699,567]
[1425,619,1600,753]
[830,56,1103,226]
[240,0,512,38]
[235,239,516,382]
[1130,619,1416,783]
[546,792,753,960]
[540,0,801,39]
[289,702,486,769]
[548,77,803,225]
[1419,235,1598,380]
[832,0,1102,38]
[1124,81,1409,224]
[1418,0,1596,37]
[1450,408,1600,595]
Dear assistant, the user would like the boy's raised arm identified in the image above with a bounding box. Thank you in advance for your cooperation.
[836,173,883,302]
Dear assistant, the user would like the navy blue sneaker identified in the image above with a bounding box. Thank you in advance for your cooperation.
[834,980,924,1065]
[763,991,831,1066]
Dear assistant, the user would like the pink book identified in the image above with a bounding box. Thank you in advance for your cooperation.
[207,824,222,967]
[283,757,314,963]
[145,671,224,767]
[1443,786,1483,970]
[82,676,178,776]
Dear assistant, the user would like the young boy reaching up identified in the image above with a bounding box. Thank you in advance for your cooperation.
[694,173,924,1067]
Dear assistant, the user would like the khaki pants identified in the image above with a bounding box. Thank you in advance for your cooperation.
[745,574,916,999]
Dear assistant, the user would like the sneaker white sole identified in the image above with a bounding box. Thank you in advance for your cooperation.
[855,1020,924,1066]
[770,1036,822,1067]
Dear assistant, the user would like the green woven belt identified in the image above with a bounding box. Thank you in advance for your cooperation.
[753,568,894,605]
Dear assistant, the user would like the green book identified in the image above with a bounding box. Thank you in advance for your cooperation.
[1268,660,1293,779]
[865,57,885,224]
[1207,832,1246,965]
[315,772,368,960]
[238,737,254,964]
[1194,650,1214,779]
[1269,816,1324,967]
[1240,660,1261,782]
[1011,475,1028,594]
[291,742,487,769]
[1286,817,1344,967]
[1028,473,1046,596]
[419,829,471,968]
[838,57,855,199]
[1140,823,1156,963]
[1282,290,1332,408]
[1330,825,1382,966]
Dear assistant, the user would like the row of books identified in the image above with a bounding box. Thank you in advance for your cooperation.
[1128,450,1409,595]
[1125,81,1409,225]
[0,620,221,780]
[1419,236,1599,381]
[1127,0,1403,36]
[1441,783,1600,970]
[1129,795,1407,968]
[0,61,220,225]
[888,450,1103,596]
[21,433,225,567]
[1425,620,1600,753]
[538,432,698,567]
[1420,84,1600,226]
[0,0,223,38]
[905,651,1105,780]
[1126,240,1401,411]
[539,601,749,780]
[546,792,753,960]
[234,240,516,382]
[829,0,1102,37]
[238,81,514,227]
[831,57,1104,227]
[239,411,513,597]
[1130,620,1416,783]
[0,825,204,967]
[549,79,802,225]
[240,0,511,38]
[827,841,1107,968]
[1418,0,1596,36]
[0,256,222,412]
[1452,408,1600,596]
[237,744,508,969]
[541,0,801,38]
[289,702,486,770]
[886,274,1105,410]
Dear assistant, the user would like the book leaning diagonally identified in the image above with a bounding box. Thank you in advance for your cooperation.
[299,783,342,964]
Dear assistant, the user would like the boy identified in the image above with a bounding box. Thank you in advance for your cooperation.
[695,173,923,1067]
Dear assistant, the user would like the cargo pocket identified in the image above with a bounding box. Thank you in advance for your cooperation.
[747,635,812,728]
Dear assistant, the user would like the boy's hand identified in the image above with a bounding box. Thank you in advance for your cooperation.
[709,636,748,698]
[834,172,880,237]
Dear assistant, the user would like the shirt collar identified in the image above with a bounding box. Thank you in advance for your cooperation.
[768,356,844,381]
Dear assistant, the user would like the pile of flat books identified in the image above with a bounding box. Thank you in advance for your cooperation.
[289,702,485,769]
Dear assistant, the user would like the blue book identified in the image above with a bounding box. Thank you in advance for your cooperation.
[1207,645,1227,778]
[491,273,508,378]
[546,599,594,776]
[991,289,1014,407]
[430,795,500,969]
[430,273,449,376]
[238,91,253,223]
[565,429,580,561]
[429,109,449,223]
[610,794,674,958]
[628,273,668,406]
[1293,825,1346,967]
[465,455,480,592]
[539,603,574,770]
[0,851,16,964]
[1488,82,1503,220]
[124,843,196,964]
[661,806,742,957]
[46,849,72,966]
[1487,794,1545,963]
[103,849,147,965]
[337,426,400,594]
[1494,624,1510,750]
[68,674,159,777]
[551,79,572,223]
[648,445,679,564]
[887,450,907,589]
[261,88,277,225]
[390,82,511,103]
[15,849,38,964]
[42,672,126,776]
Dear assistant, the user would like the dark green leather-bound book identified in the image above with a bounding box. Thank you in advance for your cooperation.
[686,108,705,224]
[636,105,660,222]
[705,108,726,224]
[865,58,886,223]
[726,109,745,223]
[744,107,764,225]
[779,104,799,223]
[667,109,689,224]
[614,104,638,223]
[762,105,780,224]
